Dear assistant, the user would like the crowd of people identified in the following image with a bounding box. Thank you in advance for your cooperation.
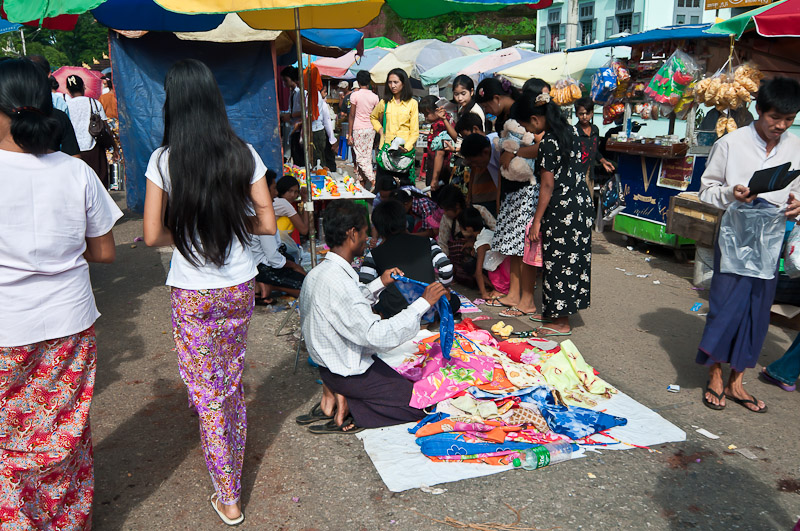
[2,48,800,529]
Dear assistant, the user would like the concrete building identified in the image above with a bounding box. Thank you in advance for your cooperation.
[536,0,746,53]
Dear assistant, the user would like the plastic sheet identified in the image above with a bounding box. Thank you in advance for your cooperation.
[718,201,784,279]
[784,223,800,278]
[391,274,454,359]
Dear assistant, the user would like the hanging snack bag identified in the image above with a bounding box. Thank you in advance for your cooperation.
[694,62,763,113]
[612,60,631,98]
[591,62,617,105]
[551,77,582,106]
[644,49,701,110]
[602,102,625,125]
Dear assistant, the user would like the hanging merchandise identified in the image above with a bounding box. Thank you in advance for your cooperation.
[611,60,631,98]
[602,102,625,125]
[590,61,617,105]
[643,49,701,111]
[694,59,763,137]
[551,77,582,107]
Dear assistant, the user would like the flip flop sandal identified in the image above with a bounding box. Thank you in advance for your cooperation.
[724,393,768,413]
[308,416,364,435]
[528,315,553,323]
[499,307,535,318]
[295,402,334,425]
[210,493,244,526]
[254,297,274,306]
[702,381,725,411]
[535,326,572,337]
[759,368,796,392]
[484,298,511,308]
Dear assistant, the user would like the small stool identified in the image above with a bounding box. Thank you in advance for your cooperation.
[337,135,349,160]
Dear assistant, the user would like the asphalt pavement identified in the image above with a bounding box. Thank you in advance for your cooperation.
[89,191,800,530]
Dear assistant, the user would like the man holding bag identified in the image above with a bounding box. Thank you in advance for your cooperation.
[697,77,800,413]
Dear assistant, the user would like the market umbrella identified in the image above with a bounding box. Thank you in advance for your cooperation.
[2,0,103,22]
[494,48,628,88]
[313,49,357,78]
[420,46,541,87]
[708,0,800,39]
[345,46,392,78]
[0,18,20,34]
[452,35,502,52]
[474,48,541,81]
[370,39,480,83]
[53,66,104,99]
[0,7,79,30]
[365,36,397,49]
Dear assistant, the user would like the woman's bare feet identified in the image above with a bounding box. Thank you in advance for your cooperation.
[542,316,571,334]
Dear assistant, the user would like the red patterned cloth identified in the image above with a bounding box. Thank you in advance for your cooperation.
[0,327,96,530]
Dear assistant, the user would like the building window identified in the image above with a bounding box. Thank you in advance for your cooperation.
[579,3,594,19]
[676,14,685,24]
[691,15,700,23]
[580,20,595,44]
[548,8,560,24]
[546,8,562,53]
[617,12,632,33]
[616,0,633,12]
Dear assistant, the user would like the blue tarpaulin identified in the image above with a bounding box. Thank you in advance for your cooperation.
[92,0,224,32]
[109,31,282,213]
[0,18,21,34]
[567,23,729,52]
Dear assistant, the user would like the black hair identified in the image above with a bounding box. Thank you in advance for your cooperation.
[462,206,485,232]
[511,92,574,160]
[452,74,477,117]
[475,77,520,104]
[460,133,491,158]
[522,77,551,96]
[25,55,50,75]
[371,199,408,238]
[65,74,85,96]
[419,95,438,115]
[0,59,58,155]
[105,77,113,90]
[356,70,371,87]
[574,97,594,114]
[390,189,412,204]
[455,112,483,135]
[756,77,800,115]
[160,58,257,268]
[383,68,413,102]
[436,184,466,211]
[266,169,278,187]
[277,175,300,197]
[323,200,367,248]
[375,169,400,192]
[49,76,59,91]
[281,66,299,83]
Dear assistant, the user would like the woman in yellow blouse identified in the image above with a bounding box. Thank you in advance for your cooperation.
[370,68,419,184]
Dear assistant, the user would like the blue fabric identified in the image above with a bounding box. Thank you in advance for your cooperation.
[568,23,724,52]
[469,386,627,440]
[0,18,21,35]
[301,29,363,51]
[766,333,800,385]
[92,0,224,32]
[416,432,540,457]
[109,31,282,213]
[408,412,450,434]
[391,274,454,359]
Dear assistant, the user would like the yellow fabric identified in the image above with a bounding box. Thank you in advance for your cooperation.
[154,0,383,29]
[276,216,295,232]
[370,99,419,153]
[539,340,617,408]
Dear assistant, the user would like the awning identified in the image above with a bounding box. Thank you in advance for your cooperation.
[708,0,800,39]
[0,18,21,35]
[567,23,730,52]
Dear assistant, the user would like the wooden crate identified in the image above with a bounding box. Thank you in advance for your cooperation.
[665,193,723,248]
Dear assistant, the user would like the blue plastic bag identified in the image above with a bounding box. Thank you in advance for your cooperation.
[391,274,454,359]
[590,65,617,104]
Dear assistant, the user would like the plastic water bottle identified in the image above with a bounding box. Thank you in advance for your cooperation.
[513,441,575,470]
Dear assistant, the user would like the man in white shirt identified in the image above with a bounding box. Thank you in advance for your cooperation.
[310,88,337,171]
[280,67,303,165]
[298,201,446,433]
[696,77,800,413]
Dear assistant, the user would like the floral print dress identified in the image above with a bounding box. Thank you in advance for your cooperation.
[536,133,593,319]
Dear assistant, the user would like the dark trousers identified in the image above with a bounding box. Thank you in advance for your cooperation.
[319,357,425,428]
[290,130,304,166]
[255,263,304,291]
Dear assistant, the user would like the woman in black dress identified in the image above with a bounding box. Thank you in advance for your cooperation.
[511,92,592,336]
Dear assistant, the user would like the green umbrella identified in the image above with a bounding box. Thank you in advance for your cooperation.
[707,0,788,39]
[3,0,106,21]
[365,36,398,49]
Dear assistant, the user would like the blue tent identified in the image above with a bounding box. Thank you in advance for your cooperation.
[567,23,730,52]
[0,18,21,35]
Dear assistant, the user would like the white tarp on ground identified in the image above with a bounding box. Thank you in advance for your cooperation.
[356,332,686,492]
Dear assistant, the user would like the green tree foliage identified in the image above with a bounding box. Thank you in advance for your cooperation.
[384,8,537,43]
[1,13,108,68]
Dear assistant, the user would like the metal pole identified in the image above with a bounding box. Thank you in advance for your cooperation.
[19,28,26,55]
[565,0,579,50]
[294,8,317,267]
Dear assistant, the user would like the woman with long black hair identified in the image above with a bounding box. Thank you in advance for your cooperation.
[0,58,122,529]
[370,68,419,185]
[512,91,591,337]
[143,59,276,526]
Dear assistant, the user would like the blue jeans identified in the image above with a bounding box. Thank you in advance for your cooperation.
[766,333,800,385]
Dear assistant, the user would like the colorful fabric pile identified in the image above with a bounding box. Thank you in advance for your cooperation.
[393,319,627,467]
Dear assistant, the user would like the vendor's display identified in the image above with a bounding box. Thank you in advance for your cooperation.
[694,62,763,136]
[643,49,700,111]
[551,77,582,106]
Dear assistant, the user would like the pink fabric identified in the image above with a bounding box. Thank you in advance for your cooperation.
[522,220,543,267]
[409,342,495,409]
[487,256,510,294]
[349,88,380,129]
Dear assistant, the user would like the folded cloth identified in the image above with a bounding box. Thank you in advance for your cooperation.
[416,432,541,457]
[539,340,617,407]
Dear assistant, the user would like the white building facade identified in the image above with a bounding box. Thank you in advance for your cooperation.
[536,0,743,53]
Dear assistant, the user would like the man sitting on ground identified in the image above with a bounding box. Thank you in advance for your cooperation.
[298,201,447,433]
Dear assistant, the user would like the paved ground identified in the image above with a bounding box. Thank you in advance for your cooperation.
[90,191,800,530]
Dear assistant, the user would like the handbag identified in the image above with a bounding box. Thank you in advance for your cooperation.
[376,100,415,174]
[88,99,114,151]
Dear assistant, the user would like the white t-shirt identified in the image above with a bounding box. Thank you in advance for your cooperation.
[66,96,107,151]
[273,197,297,218]
[474,228,505,271]
[250,232,286,269]
[145,144,267,290]
[0,150,123,346]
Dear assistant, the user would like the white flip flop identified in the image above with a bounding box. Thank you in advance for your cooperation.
[210,493,244,526]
